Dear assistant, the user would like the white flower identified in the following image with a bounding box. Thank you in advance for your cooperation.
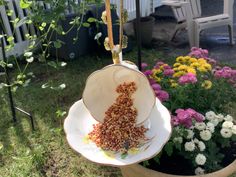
[61,62,67,67]
[198,141,206,151]
[206,122,215,133]
[220,128,233,138]
[222,121,234,129]
[210,118,219,126]
[195,122,206,131]
[186,129,194,139]
[0,83,5,89]
[224,115,233,122]
[173,137,183,144]
[195,167,205,175]
[232,125,236,134]
[94,32,102,40]
[200,130,212,141]
[195,154,206,165]
[26,57,34,63]
[59,84,66,89]
[184,141,195,152]
[205,111,216,120]
[24,52,33,57]
[7,63,13,68]
[215,114,224,122]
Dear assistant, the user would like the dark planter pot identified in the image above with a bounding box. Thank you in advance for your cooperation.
[50,13,93,60]
[133,16,155,47]
[120,160,236,177]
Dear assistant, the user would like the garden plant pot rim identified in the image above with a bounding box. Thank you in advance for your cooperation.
[120,160,236,177]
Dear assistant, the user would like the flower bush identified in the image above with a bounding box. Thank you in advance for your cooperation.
[170,110,236,174]
[142,48,236,175]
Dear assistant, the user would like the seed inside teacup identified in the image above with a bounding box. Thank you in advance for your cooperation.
[88,82,148,153]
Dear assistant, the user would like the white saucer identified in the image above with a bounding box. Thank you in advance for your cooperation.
[64,98,172,166]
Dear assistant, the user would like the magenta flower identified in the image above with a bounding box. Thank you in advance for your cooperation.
[151,83,161,90]
[172,108,204,128]
[141,63,148,70]
[155,90,169,102]
[178,73,197,85]
[214,66,236,84]
[143,70,152,76]
[149,78,156,85]
[163,69,174,76]
[154,61,165,69]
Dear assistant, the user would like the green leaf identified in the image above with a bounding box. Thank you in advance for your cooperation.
[15,17,27,28]
[47,61,58,69]
[142,160,150,167]
[87,17,97,23]
[7,10,13,16]
[20,0,32,9]
[53,40,62,49]
[164,142,173,156]
[82,22,90,28]
[7,36,14,42]
[56,110,67,118]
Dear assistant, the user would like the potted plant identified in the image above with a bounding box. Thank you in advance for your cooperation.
[120,47,236,177]
[133,16,155,47]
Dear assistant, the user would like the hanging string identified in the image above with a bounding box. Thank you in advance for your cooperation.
[119,0,124,52]
[105,0,114,50]
[105,0,124,64]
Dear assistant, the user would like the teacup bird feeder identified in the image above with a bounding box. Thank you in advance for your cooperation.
[64,0,172,166]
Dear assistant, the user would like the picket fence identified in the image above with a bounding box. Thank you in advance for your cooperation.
[0,0,162,58]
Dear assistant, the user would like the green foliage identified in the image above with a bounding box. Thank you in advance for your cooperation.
[20,0,32,9]
[164,142,173,156]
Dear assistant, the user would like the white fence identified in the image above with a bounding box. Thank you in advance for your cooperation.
[110,0,162,21]
[0,0,162,59]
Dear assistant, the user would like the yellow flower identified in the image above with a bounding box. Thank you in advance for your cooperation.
[176,56,184,63]
[187,67,196,74]
[204,64,212,71]
[173,68,179,71]
[178,65,188,71]
[190,58,198,63]
[171,82,178,88]
[152,69,162,75]
[198,58,207,64]
[190,62,200,68]
[174,63,181,67]
[184,56,191,62]
[173,71,185,78]
[154,77,162,82]
[198,66,208,72]
[201,80,212,89]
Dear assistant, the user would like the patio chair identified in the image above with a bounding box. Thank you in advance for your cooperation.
[162,0,235,47]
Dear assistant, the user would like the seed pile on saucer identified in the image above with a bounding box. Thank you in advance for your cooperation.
[88,82,148,152]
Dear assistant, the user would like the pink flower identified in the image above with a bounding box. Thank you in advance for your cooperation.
[163,69,174,76]
[151,83,161,90]
[172,108,204,128]
[155,90,169,102]
[143,70,152,76]
[149,78,156,85]
[154,61,165,69]
[214,66,236,83]
[141,63,148,70]
[171,116,179,126]
[178,73,197,85]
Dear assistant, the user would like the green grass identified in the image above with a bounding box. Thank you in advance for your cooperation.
[0,48,166,177]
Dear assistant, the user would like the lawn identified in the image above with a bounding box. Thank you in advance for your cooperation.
[0,47,164,177]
